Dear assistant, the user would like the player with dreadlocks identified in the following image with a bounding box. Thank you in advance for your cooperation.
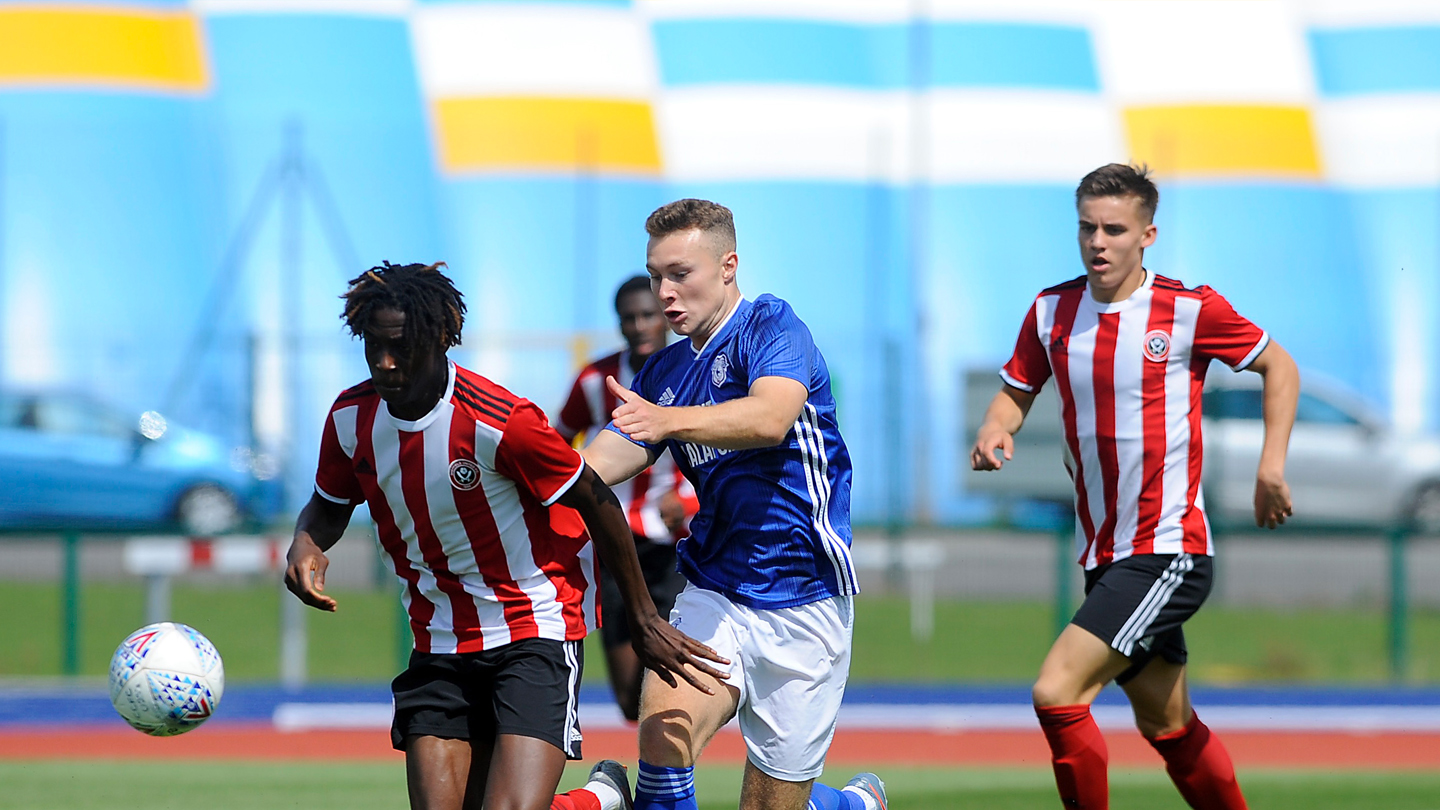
[285,261,729,810]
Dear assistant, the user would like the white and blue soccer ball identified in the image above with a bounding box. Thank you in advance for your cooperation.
[108,622,224,737]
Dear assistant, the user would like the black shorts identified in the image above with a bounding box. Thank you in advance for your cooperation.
[390,637,584,759]
[1070,552,1213,685]
[598,537,686,649]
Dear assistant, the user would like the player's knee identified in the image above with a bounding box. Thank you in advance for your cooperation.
[1032,674,1076,708]
[1132,706,1186,739]
[636,715,696,767]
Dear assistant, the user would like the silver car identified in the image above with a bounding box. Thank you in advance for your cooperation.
[1201,372,1440,533]
[962,368,1440,533]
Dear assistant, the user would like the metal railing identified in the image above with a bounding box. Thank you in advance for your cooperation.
[5,520,1427,683]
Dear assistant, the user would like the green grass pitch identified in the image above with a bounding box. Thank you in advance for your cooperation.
[3,581,1439,682]
[3,762,1440,810]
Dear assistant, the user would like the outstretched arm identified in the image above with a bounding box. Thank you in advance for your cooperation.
[557,464,730,692]
[606,374,808,449]
[1246,341,1299,528]
[970,385,1037,471]
[284,493,356,612]
[580,428,655,486]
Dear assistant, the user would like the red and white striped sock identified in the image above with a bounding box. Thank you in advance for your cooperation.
[551,788,602,810]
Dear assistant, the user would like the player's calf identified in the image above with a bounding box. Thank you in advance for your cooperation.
[1036,704,1110,809]
[1147,714,1248,810]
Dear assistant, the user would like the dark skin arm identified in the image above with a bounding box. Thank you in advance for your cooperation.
[283,493,357,612]
[556,464,730,692]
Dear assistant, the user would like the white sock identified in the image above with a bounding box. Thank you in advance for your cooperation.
[584,780,624,810]
[842,785,879,810]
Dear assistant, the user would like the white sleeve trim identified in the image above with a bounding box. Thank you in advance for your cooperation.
[999,369,1035,392]
[314,485,354,505]
[1232,331,1270,371]
[540,460,586,507]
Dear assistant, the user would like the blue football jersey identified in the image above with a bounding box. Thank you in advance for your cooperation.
[605,294,857,609]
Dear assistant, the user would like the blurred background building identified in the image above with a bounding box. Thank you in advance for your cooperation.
[0,0,1437,527]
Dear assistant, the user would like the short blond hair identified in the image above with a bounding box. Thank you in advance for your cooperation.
[645,199,736,256]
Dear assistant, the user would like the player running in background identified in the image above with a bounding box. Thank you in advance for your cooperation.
[556,275,698,722]
[971,164,1300,810]
[581,200,888,810]
[283,261,728,810]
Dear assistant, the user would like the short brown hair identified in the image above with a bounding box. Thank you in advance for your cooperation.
[1075,163,1159,222]
[645,198,736,256]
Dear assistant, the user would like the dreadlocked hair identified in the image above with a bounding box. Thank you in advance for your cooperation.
[340,261,466,349]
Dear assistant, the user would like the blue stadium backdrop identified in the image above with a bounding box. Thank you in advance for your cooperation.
[0,0,1436,524]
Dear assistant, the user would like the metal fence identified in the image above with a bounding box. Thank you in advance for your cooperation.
[3,520,1433,684]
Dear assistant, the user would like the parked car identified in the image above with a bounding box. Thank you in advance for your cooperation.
[0,390,281,534]
[963,367,1440,533]
[1201,372,1440,533]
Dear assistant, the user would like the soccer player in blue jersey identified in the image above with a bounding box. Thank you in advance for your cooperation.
[580,199,887,810]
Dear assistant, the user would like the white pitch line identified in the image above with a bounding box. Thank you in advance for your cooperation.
[271,702,1440,734]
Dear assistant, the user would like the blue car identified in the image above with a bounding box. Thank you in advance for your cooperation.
[0,391,281,534]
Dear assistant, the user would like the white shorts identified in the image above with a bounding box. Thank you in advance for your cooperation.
[669,584,853,781]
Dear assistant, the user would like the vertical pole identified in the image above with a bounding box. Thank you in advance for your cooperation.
[864,126,905,583]
[905,541,940,642]
[245,331,258,456]
[280,580,307,689]
[144,574,172,625]
[62,531,80,676]
[908,565,935,642]
[882,338,906,588]
[1053,522,1073,639]
[281,119,304,515]
[905,0,932,523]
[1388,525,1409,681]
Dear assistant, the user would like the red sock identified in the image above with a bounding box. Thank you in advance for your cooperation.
[551,789,601,810]
[1036,704,1109,809]
[1148,713,1247,810]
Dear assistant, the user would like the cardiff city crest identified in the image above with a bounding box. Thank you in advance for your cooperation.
[711,354,729,387]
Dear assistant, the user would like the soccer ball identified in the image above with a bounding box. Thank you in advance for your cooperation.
[108,622,224,736]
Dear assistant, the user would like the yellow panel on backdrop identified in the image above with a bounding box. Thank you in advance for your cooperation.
[0,7,207,90]
[1125,105,1321,178]
[434,97,661,174]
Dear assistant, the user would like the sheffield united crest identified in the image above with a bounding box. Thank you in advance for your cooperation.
[449,459,481,491]
[1143,330,1171,362]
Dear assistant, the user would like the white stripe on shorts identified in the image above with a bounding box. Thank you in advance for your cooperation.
[561,640,581,757]
[1111,553,1194,656]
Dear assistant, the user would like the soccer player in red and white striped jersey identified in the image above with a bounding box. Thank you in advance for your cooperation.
[557,275,698,722]
[283,262,727,810]
[972,165,1300,810]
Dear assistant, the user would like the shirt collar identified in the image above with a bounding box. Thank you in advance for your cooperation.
[380,361,455,431]
[691,297,747,358]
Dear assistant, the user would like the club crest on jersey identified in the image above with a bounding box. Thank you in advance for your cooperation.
[1143,330,1171,362]
[711,354,729,387]
[449,459,481,491]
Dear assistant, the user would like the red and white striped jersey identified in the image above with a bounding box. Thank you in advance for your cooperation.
[557,350,698,544]
[315,362,596,654]
[1001,272,1268,570]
